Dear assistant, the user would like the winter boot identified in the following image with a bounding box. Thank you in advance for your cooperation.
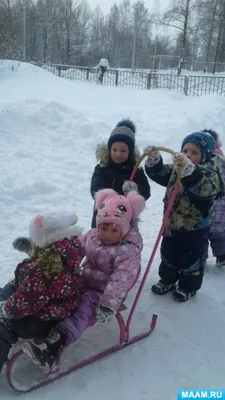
[172,288,196,302]
[0,320,18,373]
[22,326,66,374]
[151,279,176,295]
[0,338,12,373]
[216,255,225,267]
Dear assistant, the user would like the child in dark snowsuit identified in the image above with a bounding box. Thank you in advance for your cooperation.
[202,129,225,267]
[144,131,223,302]
[0,211,85,373]
[90,119,151,227]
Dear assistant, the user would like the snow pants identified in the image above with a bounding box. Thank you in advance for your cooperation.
[159,228,209,293]
[0,282,54,372]
[203,231,225,259]
[203,183,225,259]
[58,290,101,345]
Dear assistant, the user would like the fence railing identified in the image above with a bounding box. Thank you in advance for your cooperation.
[37,63,225,96]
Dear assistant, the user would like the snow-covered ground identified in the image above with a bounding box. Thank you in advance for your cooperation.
[0,60,225,399]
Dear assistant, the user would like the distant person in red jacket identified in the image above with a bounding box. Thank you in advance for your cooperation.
[0,211,85,373]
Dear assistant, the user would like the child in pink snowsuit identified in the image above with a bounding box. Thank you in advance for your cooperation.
[24,188,145,372]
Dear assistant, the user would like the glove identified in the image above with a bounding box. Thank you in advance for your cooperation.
[144,146,161,167]
[122,181,137,194]
[172,153,195,178]
[13,237,32,255]
[95,305,114,325]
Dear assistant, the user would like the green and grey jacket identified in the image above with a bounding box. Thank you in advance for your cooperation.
[145,155,223,235]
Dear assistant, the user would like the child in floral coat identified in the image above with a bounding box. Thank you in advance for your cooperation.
[0,211,85,373]
[23,188,146,373]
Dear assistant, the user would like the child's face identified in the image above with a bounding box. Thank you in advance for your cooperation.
[182,142,201,164]
[98,223,122,245]
[111,142,129,164]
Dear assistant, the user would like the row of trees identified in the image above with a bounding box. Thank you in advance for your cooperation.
[0,0,225,74]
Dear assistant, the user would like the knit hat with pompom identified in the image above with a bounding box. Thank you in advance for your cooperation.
[108,119,136,154]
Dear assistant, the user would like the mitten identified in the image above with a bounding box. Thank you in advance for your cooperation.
[144,146,161,168]
[96,305,114,325]
[13,237,32,255]
[172,153,195,178]
[0,301,8,320]
[122,181,138,195]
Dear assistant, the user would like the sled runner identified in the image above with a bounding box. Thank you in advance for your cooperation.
[5,301,157,392]
[3,147,181,393]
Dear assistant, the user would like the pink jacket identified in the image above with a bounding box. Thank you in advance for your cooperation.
[80,226,143,310]
[214,138,223,157]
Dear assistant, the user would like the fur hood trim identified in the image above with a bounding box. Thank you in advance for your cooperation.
[34,225,83,248]
[96,142,141,165]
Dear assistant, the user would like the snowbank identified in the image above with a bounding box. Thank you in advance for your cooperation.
[0,59,57,81]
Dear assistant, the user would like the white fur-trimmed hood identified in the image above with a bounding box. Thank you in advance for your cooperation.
[29,211,83,248]
[33,225,83,248]
[96,142,141,165]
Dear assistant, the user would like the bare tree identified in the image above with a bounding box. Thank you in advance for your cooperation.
[35,0,55,62]
[154,0,199,75]
[89,6,106,64]
[106,4,120,64]
[77,0,91,65]
[196,0,220,72]
[55,0,81,64]
[118,0,132,67]
[212,0,225,73]
[0,0,21,59]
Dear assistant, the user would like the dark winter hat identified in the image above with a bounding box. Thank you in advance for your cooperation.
[181,131,216,163]
[108,119,136,154]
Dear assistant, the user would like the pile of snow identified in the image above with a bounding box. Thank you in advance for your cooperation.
[0,61,225,399]
[0,60,56,81]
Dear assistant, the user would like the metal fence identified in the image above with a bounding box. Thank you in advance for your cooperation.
[37,63,225,96]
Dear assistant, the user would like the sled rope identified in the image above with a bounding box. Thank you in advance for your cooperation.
[126,147,182,337]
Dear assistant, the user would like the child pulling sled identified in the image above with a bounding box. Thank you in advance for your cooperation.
[144,131,224,302]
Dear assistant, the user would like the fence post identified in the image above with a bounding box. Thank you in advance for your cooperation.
[184,76,189,96]
[86,68,89,80]
[147,72,151,90]
[115,70,119,86]
[58,66,61,77]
